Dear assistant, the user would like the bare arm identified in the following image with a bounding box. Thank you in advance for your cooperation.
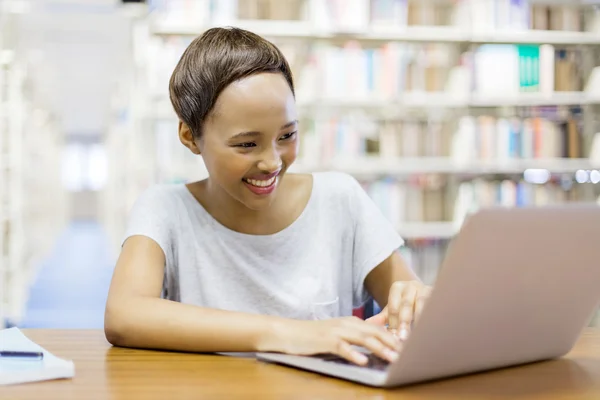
[363,250,432,338]
[105,236,402,364]
[104,235,287,353]
[364,250,421,308]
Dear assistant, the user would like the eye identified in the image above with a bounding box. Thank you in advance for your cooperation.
[235,142,256,148]
[280,131,297,141]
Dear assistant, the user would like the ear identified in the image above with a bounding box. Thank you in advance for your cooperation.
[178,121,201,155]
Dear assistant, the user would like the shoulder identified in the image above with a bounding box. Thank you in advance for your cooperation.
[309,171,369,221]
[123,184,189,250]
[136,183,183,201]
[131,183,187,212]
[313,171,364,200]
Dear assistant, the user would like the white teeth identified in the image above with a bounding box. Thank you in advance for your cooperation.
[245,176,276,187]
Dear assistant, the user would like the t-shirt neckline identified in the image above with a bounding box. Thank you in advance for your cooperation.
[180,173,318,240]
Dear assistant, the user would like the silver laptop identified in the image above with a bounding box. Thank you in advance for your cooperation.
[256,205,600,387]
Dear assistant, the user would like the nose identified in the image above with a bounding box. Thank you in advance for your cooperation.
[257,146,282,173]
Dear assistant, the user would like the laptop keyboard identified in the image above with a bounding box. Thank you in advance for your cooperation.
[314,353,390,371]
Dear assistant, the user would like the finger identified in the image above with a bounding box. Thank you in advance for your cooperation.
[368,324,403,352]
[414,286,432,321]
[350,318,402,351]
[365,308,387,326]
[340,329,399,363]
[335,339,368,366]
[362,336,399,363]
[386,282,406,334]
[398,284,418,340]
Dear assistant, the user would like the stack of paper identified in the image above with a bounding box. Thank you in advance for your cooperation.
[0,328,75,385]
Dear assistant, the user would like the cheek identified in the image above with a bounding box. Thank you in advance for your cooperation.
[282,139,299,162]
[204,147,250,180]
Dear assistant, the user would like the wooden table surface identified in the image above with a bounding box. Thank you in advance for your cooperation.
[2,328,600,399]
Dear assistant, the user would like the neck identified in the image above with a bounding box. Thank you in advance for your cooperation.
[201,178,283,235]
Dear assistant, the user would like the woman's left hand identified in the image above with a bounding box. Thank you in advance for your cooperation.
[366,280,432,340]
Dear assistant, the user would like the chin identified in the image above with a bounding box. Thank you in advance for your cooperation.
[241,198,276,211]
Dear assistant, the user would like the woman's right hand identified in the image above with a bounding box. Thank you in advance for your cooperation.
[270,316,402,366]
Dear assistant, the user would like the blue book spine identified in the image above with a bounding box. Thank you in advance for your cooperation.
[516,182,525,206]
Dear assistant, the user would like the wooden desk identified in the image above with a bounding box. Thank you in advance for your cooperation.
[2,329,600,399]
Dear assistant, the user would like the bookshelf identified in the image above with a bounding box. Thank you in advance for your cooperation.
[106,0,600,227]
[152,21,600,45]
[104,0,600,325]
[0,6,7,328]
[0,9,67,328]
[291,157,600,177]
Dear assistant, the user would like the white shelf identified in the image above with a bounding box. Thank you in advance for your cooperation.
[326,26,470,43]
[398,222,458,240]
[299,92,600,110]
[151,21,600,45]
[468,92,600,107]
[531,0,600,5]
[470,30,600,45]
[152,19,314,38]
[291,157,600,176]
[297,93,468,110]
[149,92,600,118]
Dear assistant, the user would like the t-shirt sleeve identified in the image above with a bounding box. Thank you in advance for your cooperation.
[344,174,405,307]
[122,185,174,268]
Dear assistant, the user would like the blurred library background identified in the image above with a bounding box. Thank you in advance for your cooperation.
[2,0,600,329]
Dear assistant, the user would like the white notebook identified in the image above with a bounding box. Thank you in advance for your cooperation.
[0,327,75,385]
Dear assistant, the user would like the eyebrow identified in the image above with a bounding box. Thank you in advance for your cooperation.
[229,120,298,140]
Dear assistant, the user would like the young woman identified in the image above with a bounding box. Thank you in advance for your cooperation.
[104,27,432,366]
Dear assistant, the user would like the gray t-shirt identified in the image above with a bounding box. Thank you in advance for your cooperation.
[123,171,404,320]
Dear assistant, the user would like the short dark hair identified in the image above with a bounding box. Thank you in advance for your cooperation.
[169,27,295,139]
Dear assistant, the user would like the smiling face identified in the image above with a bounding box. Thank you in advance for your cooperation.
[180,72,299,211]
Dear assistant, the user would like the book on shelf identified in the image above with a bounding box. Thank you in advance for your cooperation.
[300,109,586,164]
[370,0,409,28]
[143,38,457,101]
[312,0,463,32]
[237,0,305,21]
[453,113,584,162]
[143,16,594,104]
[360,176,590,238]
[452,177,588,224]
[531,2,585,32]
[149,0,307,27]
[471,0,530,33]
[148,0,600,44]
[152,0,597,33]
[471,43,583,97]
[360,175,450,226]
[148,0,211,26]
[300,42,586,103]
